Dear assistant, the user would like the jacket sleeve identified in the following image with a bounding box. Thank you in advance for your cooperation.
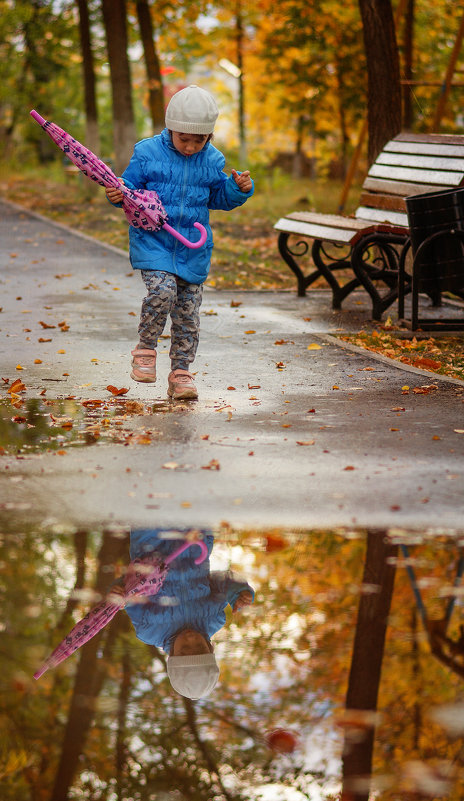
[208,171,254,211]
[209,570,255,610]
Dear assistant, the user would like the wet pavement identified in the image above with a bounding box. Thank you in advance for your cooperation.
[2,198,464,801]
[0,198,463,531]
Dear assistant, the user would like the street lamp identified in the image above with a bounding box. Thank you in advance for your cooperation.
[219,57,246,164]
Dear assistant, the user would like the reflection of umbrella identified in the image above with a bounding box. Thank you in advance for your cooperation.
[33,539,208,680]
[30,110,207,250]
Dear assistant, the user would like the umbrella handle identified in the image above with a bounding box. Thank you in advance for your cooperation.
[164,540,208,565]
[163,221,207,249]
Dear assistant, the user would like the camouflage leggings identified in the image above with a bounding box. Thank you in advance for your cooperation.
[138,270,203,371]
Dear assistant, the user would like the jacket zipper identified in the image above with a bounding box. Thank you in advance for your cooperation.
[173,156,189,272]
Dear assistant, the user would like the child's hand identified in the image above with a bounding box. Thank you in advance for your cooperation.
[105,180,125,204]
[107,584,126,606]
[232,590,253,612]
[231,169,252,193]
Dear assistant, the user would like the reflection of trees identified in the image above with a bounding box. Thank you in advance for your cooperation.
[341,531,398,801]
[50,530,129,801]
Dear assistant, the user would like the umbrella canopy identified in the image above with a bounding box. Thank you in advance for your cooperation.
[30,110,207,249]
[33,539,208,680]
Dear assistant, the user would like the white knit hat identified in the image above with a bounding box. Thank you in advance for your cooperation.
[167,653,219,699]
[165,85,219,135]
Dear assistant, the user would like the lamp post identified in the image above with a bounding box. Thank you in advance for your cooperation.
[219,57,246,164]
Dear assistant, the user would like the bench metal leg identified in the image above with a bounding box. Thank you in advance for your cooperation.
[277,232,323,297]
[311,240,361,308]
[351,232,409,320]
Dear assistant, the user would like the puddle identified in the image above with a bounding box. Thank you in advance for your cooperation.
[2,521,464,800]
[0,396,192,454]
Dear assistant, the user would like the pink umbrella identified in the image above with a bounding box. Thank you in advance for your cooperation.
[33,539,208,680]
[30,110,207,249]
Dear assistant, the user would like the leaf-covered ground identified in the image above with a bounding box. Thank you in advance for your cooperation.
[340,327,464,382]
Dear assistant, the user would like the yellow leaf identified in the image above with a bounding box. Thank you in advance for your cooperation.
[307,343,322,350]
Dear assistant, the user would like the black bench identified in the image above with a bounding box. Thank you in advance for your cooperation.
[274,132,464,320]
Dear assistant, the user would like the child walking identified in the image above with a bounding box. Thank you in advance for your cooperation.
[106,84,254,400]
[111,529,255,700]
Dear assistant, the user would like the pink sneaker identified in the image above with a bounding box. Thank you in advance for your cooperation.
[130,346,157,382]
[167,369,198,400]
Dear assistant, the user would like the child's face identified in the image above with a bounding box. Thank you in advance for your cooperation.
[171,131,209,157]
[172,629,212,655]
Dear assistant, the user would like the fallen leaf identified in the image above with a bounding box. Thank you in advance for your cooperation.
[307,408,316,413]
[454,429,464,434]
[38,337,52,343]
[244,330,256,334]
[106,385,129,396]
[180,501,191,507]
[296,440,315,446]
[201,459,221,471]
[7,379,26,394]
[275,362,286,369]
[390,428,399,432]
[162,462,180,470]
[57,349,66,354]
[391,407,405,411]
[248,384,261,389]
[344,465,356,470]
[227,386,236,390]
[332,385,340,390]
[34,359,42,364]
[39,321,56,329]
[307,343,322,350]
[230,300,242,307]
[412,357,442,369]
[16,365,23,371]
[432,435,441,440]
[200,434,210,440]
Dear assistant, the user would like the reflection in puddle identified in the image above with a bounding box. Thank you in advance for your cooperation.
[0,396,191,454]
[2,524,464,800]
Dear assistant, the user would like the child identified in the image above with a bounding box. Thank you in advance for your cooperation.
[106,84,254,400]
[111,529,254,700]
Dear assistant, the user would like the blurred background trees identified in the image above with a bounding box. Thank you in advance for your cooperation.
[0,0,463,175]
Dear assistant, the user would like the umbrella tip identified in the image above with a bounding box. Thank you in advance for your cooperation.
[30,110,45,126]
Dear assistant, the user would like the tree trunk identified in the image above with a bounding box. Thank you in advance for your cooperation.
[136,0,165,134]
[341,531,398,801]
[402,0,415,130]
[357,0,402,163]
[101,0,137,173]
[50,531,129,801]
[76,0,99,154]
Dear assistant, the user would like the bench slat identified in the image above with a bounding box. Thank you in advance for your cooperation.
[359,192,407,212]
[376,152,464,172]
[274,217,362,243]
[355,207,408,226]
[363,176,451,197]
[394,132,464,146]
[369,164,464,186]
[283,211,365,230]
[384,140,464,158]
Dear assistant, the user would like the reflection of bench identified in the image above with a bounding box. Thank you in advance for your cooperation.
[274,133,464,319]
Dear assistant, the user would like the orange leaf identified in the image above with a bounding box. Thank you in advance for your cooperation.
[106,385,129,396]
[201,459,221,471]
[39,321,56,329]
[8,379,26,394]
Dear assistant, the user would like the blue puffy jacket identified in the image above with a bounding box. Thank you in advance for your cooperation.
[125,529,255,652]
[119,128,254,284]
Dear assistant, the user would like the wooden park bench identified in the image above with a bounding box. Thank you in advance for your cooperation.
[274,132,464,320]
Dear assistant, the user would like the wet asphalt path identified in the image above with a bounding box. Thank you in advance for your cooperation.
[0,199,463,531]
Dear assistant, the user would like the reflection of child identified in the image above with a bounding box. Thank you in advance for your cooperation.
[119,530,254,700]
[106,84,254,400]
